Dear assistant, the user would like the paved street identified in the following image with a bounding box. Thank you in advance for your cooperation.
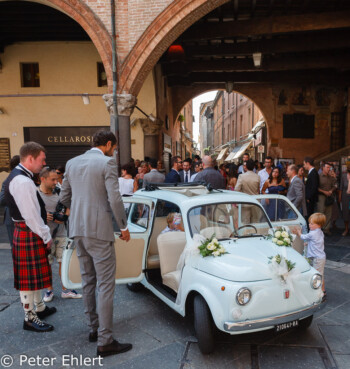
[0,222,349,369]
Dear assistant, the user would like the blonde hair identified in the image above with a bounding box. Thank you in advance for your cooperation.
[166,213,175,225]
[309,213,326,228]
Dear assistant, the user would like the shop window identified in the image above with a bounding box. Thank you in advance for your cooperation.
[97,62,107,87]
[20,63,40,87]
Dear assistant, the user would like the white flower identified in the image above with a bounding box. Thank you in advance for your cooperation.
[212,251,220,257]
[219,247,226,254]
[207,243,216,251]
[281,231,289,238]
[284,238,291,244]
[212,238,219,244]
[275,231,282,238]
[277,240,284,246]
[272,238,278,243]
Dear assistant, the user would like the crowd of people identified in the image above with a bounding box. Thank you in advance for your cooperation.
[1,128,345,356]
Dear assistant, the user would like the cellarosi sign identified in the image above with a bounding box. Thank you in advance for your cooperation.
[47,135,93,144]
[24,126,109,146]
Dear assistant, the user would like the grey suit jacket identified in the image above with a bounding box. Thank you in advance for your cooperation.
[142,169,165,188]
[60,149,127,242]
[287,176,307,216]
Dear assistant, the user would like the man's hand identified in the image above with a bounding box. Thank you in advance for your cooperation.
[46,239,53,250]
[119,229,131,242]
[47,213,53,222]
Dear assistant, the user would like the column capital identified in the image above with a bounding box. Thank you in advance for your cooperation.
[102,93,137,116]
[140,118,163,135]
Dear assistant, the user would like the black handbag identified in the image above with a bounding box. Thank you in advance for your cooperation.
[325,195,335,206]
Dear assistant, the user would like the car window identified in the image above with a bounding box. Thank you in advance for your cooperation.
[257,198,298,222]
[188,202,272,239]
[153,200,184,235]
[129,203,150,231]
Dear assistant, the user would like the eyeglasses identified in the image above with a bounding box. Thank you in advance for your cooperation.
[56,171,62,175]
[177,161,183,164]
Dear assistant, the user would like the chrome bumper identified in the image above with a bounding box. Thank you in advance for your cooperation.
[224,303,324,332]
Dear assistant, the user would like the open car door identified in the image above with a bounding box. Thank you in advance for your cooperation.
[254,194,307,254]
[61,197,154,290]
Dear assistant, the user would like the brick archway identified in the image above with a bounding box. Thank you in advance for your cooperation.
[23,0,113,85]
[119,0,229,96]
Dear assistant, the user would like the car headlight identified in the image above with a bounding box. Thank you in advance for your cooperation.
[236,288,251,305]
[311,274,322,289]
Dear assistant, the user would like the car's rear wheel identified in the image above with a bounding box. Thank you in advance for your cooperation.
[126,283,143,292]
[193,295,214,354]
[298,315,313,330]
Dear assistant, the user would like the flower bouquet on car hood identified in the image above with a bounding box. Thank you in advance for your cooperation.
[268,226,295,247]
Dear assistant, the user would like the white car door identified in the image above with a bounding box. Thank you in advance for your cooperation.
[254,194,307,254]
[61,197,154,290]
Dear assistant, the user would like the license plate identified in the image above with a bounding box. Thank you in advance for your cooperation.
[275,320,299,332]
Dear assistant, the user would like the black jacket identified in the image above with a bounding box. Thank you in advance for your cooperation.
[305,168,319,203]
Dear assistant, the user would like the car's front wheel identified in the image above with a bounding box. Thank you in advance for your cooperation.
[193,295,214,354]
[298,315,313,330]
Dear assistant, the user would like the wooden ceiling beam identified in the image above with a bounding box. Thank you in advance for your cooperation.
[167,70,350,86]
[180,10,350,40]
[183,30,350,57]
[163,55,350,74]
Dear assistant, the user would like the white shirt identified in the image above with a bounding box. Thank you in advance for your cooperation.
[183,170,191,182]
[238,165,256,174]
[300,228,325,259]
[118,177,134,196]
[190,173,198,182]
[258,168,271,193]
[9,165,51,244]
[290,175,297,184]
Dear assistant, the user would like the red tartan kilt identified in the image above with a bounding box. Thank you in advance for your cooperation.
[12,222,52,291]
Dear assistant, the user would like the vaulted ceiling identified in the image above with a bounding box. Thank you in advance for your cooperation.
[0,1,90,53]
[160,0,350,87]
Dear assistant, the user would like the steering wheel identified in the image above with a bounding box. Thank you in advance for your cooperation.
[236,224,258,234]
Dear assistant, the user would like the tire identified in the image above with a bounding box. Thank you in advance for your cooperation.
[193,295,215,354]
[126,283,143,292]
[298,315,313,330]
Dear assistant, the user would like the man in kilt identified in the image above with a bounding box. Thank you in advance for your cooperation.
[4,142,57,332]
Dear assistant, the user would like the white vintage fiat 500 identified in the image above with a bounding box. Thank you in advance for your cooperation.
[62,184,324,354]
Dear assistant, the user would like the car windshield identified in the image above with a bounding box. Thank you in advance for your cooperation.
[188,202,272,239]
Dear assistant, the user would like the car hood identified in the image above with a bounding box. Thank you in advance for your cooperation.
[193,237,311,282]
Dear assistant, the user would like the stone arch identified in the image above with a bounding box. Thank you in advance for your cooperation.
[2,0,113,85]
[119,0,230,95]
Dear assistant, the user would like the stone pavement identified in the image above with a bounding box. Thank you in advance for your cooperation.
[0,223,349,369]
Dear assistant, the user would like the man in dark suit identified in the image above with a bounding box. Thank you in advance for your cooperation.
[164,156,182,183]
[179,158,195,183]
[287,164,307,216]
[303,156,319,219]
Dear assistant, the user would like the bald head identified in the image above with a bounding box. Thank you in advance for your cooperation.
[202,155,213,168]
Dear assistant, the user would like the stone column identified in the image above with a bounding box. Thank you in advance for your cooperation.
[102,93,137,166]
[140,118,163,159]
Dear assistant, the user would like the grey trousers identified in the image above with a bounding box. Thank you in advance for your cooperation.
[317,195,333,232]
[74,237,116,346]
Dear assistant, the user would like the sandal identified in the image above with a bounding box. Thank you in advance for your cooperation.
[321,290,327,303]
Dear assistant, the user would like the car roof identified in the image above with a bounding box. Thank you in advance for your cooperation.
[133,186,261,209]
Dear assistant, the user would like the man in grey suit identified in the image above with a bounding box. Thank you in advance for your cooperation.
[60,130,132,357]
[287,164,307,216]
[142,158,165,188]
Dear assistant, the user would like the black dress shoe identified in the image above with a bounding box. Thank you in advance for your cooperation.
[97,339,132,357]
[23,317,54,332]
[89,331,98,342]
[36,306,57,319]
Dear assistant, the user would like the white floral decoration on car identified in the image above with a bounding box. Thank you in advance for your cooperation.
[268,226,295,247]
[198,234,227,257]
[268,254,296,282]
